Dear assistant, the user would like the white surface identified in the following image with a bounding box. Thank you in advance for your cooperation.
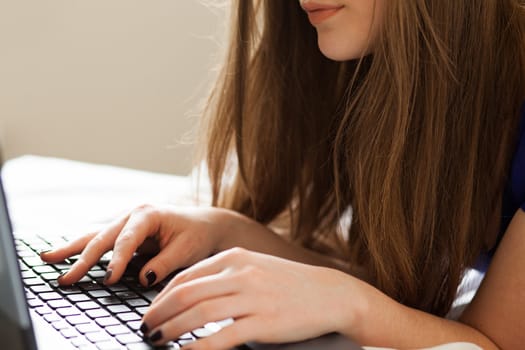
[1,155,205,236]
[0,1,228,175]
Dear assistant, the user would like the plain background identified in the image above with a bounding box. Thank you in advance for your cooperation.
[0,1,228,175]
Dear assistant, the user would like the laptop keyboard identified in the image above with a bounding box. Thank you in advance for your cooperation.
[16,234,231,350]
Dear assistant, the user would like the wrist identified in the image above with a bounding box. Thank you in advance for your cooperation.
[333,270,372,340]
[208,207,248,252]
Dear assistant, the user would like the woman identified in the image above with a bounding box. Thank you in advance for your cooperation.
[41,0,525,348]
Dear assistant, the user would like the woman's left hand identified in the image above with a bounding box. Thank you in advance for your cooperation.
[141,247,367,349]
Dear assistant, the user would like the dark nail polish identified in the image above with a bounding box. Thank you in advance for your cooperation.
[149,330,162,342]
[145,270,157,287]
[140,322,149,334]
[103,269,113,284]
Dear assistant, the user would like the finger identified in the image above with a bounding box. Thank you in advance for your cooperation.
[39,232,97,263]
[147,296,252,347]
[58,215,129,285]
[105,207,160,284]
[153,248,247,304]
[144,272,239,331]
[178,318,255,350]
[138,232,206,288]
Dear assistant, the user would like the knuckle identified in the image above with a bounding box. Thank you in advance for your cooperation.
[89,233,106,248]
[133,203,153,212]
[153,258,170,276]
[196,301,218,320]
[223,247,248,262]
[116,230,138,247]
[174,285,194,306]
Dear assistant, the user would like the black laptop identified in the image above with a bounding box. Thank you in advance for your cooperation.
[0,173,362,350]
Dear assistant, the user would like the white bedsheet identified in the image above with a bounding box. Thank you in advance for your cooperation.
[2,155,199,236]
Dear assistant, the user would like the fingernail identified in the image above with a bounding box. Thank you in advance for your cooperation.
[149,330,162,342]
[140,322,149,334]
[103,269,113,285]
[39,249,51,255]
[145,270,156,287]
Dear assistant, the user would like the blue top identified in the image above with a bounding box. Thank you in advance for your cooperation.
[477,105,525,270]
[501,105,525,234]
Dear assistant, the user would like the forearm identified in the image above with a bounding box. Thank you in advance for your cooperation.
[342,277,498,349]
[213,208,365,278]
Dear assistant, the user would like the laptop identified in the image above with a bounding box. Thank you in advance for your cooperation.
[0,173,362,350]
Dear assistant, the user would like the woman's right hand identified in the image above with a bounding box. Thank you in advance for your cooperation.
[40,204,228,287]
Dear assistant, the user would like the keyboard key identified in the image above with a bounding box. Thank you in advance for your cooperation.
[179,332,194,340]
[71,337,91,347]
[35,306,53,315]
[18,259,29,271]
[21,270,37,279]
[95,340,124,350]
[116,312,141,322]
[66,315,92,325]
[53,262,73,271]
[51,320,71,330]
[67,294,91,302]
[135,306,148,315]
[23,257,46,267]
[192,327,214,338]
[140,290,158,302]
[25,290,36,299]
[77,301,101,310]
[17,250,37,258]
[126,299,148,308]
[105,325,131,336]
[115,291,138,299]
[27,299,44,308]
[33,265,57,274]
[39,292,62,301]
[78,275,93,283]
[89,290,111,298]
[86,309,111,319]
[86,331,111,343]
[60,328,81,339]
[78,282,103,291]
[204,322,222,333]
[47,299,72,309]
[76,322,103,334]
[88,270,107,279]
[31,285,54,293]
[128,343,180,350]
[57,285,83,295]
[23,277,45,286]
[115,333,142,345]
[97,297,122,306]
[126,321,142,331]
[107,305,131,314]
[77,344,99,350]
[40,272,61,281]
[44,313,62,323]
[95,317,121,327]
[57,307,81,317]
[107,284,128,293]
[177,339,196,347]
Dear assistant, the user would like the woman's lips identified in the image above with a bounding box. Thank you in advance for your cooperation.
[301,3,344,25]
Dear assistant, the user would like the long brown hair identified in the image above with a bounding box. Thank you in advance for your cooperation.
[201,0,525,316]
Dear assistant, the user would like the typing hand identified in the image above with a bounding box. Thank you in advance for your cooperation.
[40,205,227,287]
[141,248,361,350]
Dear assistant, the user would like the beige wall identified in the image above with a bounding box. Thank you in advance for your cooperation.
[0,1,228,175]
